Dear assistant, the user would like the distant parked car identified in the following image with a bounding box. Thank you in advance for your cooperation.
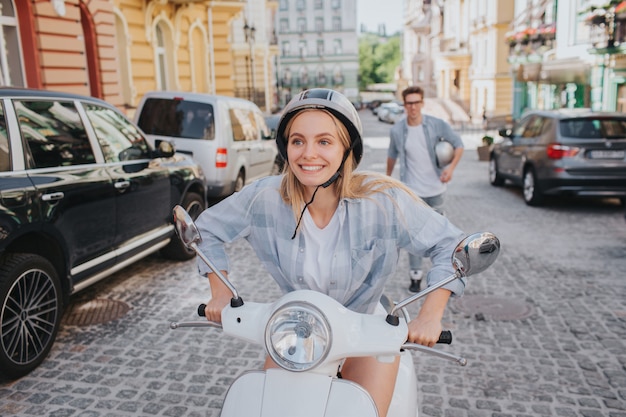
[379,105,405,124]
[489,108,626,206]
[134,92,281,200]
[377,102,402,122]
[0,87,207,379]
[265,112,285,172]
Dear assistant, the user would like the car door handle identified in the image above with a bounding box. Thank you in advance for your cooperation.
[114,180,131,190]
[41,192,64,202]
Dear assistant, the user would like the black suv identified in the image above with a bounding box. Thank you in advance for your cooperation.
[0,88,207,379]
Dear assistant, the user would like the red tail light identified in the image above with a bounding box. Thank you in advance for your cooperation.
[216,148,227,168]
[546,143,579,159]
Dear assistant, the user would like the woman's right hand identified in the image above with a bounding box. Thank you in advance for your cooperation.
[204,270,232,323]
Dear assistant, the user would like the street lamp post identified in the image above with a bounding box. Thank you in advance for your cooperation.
[243,22,256,104]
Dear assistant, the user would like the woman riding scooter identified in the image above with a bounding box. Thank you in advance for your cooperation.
[194,88,467,417]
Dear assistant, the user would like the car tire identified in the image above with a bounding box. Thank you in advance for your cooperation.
[489,157,505,186]
[523,167,543,206]
[0,253,62,380]
[234,170,245,193]
[161,192,205,261]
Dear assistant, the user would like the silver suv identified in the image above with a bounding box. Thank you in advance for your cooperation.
[489,109,626,206]
[134,92,280,200]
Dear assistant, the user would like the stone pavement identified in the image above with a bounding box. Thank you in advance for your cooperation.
[1,126,625,417]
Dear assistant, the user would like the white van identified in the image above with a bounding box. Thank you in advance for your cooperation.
[134,91,280,199]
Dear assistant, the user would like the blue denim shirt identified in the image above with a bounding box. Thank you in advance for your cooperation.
[195,175,466,313]
[388,114,464,183]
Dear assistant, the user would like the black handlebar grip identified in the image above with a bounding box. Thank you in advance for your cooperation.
[437,330,452,344]
[198,304,206,317]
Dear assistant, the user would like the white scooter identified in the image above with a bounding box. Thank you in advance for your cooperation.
[169,205,500,417]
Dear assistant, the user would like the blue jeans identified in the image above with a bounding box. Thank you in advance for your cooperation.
[409,193,445,273]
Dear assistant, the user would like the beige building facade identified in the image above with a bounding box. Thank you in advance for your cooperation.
[4,0,278,115]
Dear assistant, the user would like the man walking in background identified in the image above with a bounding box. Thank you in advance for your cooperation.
[386,86,464,293]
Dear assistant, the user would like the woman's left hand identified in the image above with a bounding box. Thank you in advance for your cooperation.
[406,288,451,347]
[407,316,443,348]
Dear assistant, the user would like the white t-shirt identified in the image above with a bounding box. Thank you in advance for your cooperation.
[404,124,446,197]
[301,208,341,292]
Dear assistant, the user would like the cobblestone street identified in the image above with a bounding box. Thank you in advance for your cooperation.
[1,111,625,417]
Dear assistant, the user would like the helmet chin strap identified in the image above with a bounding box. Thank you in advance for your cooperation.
[290,142,356,239]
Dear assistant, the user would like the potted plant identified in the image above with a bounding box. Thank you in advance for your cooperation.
[477,135,493,161]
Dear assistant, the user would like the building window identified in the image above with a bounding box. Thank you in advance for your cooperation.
[0,0,25,87]
[317,40,324,56]
[280,18,289,32]
[279,0,288,10]
[333,39,342,55]
[314,0,323,9]
[299,40,307,58]
[155,23,169,90]
[296,0,306,11]
[332,16,341,31]
[282,41,291,57]
[331,0,340,9]
[298,18,306,33]
[315,17,324,32]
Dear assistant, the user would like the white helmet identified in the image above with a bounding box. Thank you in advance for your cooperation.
[435,138,454,168]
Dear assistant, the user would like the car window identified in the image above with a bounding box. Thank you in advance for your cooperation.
[522,116,544,138]
[512,116,532,138]
[255,111,271,138]
[560,117,626,139]
[0,103,10,172]
[136,98,215,140]
[84,104,151,162]
[15,100,96,169]
[229,107,257,142]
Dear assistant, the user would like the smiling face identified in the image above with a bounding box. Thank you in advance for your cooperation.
[286,110,345,189]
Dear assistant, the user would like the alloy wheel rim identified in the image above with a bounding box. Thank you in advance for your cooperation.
[523,172,534,201]
[1,269,58,365]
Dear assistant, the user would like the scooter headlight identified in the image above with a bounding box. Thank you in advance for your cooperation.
[265,301,331,372]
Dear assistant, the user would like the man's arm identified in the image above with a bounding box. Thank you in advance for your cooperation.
[386,157,396,176]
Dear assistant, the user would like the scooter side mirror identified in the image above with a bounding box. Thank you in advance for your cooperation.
[452,232,500,277]
[172,205,244,308]
[388,231,500,322]
[173,204,202,248]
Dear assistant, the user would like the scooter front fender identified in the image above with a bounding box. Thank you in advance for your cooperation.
[220,368,378,417]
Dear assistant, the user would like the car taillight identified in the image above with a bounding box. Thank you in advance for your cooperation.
[546,143,579,159]
[216,148,227,168]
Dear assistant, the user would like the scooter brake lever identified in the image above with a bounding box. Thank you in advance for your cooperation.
[401,342,467,366]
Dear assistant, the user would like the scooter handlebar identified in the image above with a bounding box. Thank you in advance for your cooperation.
[438,330,452,344]
[197,304,452,343]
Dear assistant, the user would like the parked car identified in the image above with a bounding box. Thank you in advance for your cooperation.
[265,112,285,172]
[379,105,405,124]
[377,102,403,123]
[489,108,626,206]
[0,87,207,379]
[134,92,281,200]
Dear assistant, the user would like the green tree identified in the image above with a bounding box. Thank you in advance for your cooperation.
[358,33,401,91]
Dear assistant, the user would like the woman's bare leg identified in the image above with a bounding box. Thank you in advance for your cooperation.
[341,356,401,417]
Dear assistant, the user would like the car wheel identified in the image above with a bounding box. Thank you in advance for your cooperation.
[523,168,543,206]
[234,170,245,193]
[161,191,206,260]
[488,157,504,186]
[0,253,62,379]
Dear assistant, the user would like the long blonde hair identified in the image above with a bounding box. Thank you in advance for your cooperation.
[279,109,423,222]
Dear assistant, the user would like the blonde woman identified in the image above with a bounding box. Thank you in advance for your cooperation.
[195,88,466,417]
